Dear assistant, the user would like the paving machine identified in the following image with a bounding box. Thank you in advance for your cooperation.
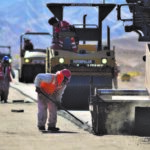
[0,46,12,62]
[89,0,150,136]
[46,3,117,110]
[18,32,51,83]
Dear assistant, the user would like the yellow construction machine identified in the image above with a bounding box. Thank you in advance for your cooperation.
[18,32,51,83]
[46,3,117,110]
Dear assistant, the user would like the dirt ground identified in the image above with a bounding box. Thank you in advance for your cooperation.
[0,87,150,150]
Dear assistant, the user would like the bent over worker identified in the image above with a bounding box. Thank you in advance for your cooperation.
[0,56,15,103]
[34,69,71,131]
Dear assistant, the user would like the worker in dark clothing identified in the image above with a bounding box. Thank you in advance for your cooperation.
[24,38,34,50]
[0,56,15,103]
[21,38,34,56]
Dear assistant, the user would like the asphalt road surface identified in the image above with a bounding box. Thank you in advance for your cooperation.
[0,80,150,149]
[0,87,150,150]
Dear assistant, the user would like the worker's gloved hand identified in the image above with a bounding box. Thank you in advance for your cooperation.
[35,87,41,93]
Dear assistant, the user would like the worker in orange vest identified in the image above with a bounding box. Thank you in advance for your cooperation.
[34,69,71,131]
[0,56,15,103]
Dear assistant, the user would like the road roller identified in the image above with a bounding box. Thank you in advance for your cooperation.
[46,3,117,110]
[18,32,51,83]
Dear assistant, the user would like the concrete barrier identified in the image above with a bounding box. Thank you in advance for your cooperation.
[90,96,150,136]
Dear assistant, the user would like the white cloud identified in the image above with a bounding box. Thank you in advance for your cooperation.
[111,22,123,32]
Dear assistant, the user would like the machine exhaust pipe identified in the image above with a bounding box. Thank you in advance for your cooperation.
[107,26,110,50]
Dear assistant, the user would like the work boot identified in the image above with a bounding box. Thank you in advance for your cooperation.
[47,127,60,131]
[38,126,45,131]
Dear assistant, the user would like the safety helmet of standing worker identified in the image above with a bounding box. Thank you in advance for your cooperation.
[56,69,71,85]
[2,56,10,64]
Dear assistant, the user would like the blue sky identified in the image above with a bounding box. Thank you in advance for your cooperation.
[0,0,139,55]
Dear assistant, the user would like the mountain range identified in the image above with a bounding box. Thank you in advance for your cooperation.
[0,0,146,57]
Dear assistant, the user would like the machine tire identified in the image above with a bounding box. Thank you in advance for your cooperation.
[33,64,45,80]
[21,64,45,83]
[22,65,33,83]
[62,75,113,110]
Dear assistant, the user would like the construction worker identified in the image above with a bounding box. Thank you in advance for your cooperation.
[24,38,34,50]
[0,56,15,103]
[48,17,78,52]
[34,69,71,131]
[21,38,34,57]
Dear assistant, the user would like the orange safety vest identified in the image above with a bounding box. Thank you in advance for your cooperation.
[40,73,64,95]
[40,75,56,95]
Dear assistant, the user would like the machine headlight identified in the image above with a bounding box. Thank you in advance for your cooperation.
[101,58,107,64]
[9,59,12,63]
[59,58,64,64]
[25,58,30,63]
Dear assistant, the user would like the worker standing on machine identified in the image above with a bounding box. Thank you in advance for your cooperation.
[48,17,78,52]
[34,69,71,131]
[0,56,15,103]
